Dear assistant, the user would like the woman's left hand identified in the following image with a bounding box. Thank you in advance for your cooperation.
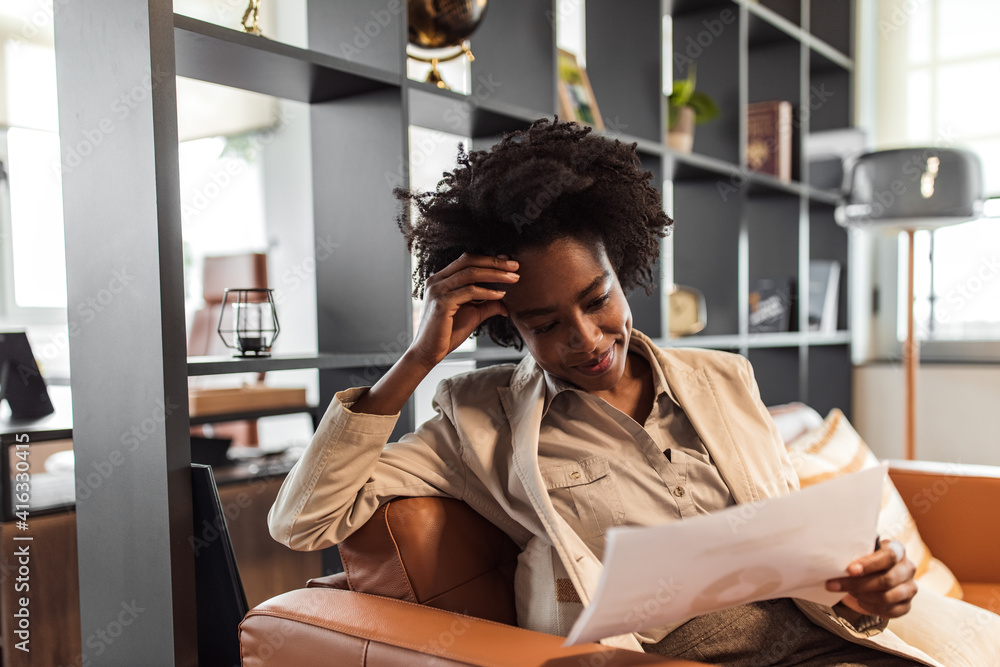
[825,538,917,618]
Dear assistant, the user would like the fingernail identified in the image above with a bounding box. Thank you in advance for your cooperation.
[497,254,509,260]
[848,563,863,576]
[827,581,841,591]
[506,272,519,279]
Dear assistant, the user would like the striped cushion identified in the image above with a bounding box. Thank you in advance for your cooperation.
[786,409,963,599]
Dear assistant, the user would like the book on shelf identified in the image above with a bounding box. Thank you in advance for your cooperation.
[749,277,795,334]
[747,100,793,182]
[808,260,841,333]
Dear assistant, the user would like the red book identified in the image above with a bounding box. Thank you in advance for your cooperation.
[747,100,793,182]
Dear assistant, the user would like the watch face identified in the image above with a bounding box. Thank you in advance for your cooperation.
[668,286,706,337]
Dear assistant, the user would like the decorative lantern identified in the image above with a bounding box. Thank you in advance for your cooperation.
[216,288,280,357]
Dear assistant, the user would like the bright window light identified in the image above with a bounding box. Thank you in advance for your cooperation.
[7,127,67,309]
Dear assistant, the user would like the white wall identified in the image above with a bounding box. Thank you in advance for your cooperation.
[853,364,1000,466]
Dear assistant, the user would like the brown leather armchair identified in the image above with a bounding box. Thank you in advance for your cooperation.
[239,496,710,666]
[239,460,1000,665]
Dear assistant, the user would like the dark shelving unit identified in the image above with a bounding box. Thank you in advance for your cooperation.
[664,0,854,411]
[52,0,854,660]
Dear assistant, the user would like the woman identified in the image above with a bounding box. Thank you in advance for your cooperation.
[269,119,979,665]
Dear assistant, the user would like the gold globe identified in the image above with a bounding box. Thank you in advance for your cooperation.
[408,0,488,48]
[407,0,488,89]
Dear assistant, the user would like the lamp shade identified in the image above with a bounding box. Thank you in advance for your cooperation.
[836,147,983,230]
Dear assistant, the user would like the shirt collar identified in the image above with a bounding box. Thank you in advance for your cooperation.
[539,330,679,416]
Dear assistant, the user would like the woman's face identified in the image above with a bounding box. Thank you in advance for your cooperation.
[503,236,632,393]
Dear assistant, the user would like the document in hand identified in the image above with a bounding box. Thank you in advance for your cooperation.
[565,463,887,645]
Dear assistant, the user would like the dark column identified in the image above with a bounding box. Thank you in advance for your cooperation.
[54,0,196,663]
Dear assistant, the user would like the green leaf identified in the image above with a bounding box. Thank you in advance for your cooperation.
[669,78,695,108]
[688,91,720,125]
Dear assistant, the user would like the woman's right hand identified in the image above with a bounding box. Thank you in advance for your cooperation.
[407,253,520,370]
[350,254,518,416]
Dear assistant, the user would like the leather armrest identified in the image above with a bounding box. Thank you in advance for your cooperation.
[306,572,349,590]
[240,588,713,666]
[888,459,1000,584]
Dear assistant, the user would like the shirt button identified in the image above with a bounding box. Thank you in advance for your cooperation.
[673,486,686,497]
[571,471,581,480]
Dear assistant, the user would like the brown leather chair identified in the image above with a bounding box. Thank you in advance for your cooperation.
[888,459,1000,612]
[240,461,1000,664]
[239,496,711,666]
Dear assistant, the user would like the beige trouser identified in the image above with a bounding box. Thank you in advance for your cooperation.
[643,598,919,666]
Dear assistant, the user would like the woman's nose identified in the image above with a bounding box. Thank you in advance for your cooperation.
[566,318,602,351]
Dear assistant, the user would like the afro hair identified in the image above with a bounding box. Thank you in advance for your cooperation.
[396,117,672,348]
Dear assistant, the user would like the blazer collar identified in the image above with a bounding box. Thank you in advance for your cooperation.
[501,329,767,506]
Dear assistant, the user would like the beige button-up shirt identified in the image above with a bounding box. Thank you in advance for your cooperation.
[537,334,736,563]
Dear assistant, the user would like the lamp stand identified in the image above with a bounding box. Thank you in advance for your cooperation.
[903,229,918,460]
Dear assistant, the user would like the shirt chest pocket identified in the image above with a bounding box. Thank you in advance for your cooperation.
[541,456,625,540]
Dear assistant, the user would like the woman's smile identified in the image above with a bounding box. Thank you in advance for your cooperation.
[574,345,615,376]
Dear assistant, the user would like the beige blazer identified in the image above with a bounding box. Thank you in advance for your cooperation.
[268,330,941,665]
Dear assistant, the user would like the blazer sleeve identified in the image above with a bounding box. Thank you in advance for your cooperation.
[268,380,468,551]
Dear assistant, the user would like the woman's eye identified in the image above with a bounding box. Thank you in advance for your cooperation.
[589,293,610,309]
[532,322,556,335]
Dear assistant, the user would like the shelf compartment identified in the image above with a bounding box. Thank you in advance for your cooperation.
[748,194,801,334]
[809,0,853,62]
[469,0,555,117]
[806,343,852,418]
[808,49,853,132]
[173,14,398,103]
[406,84,544,139]
[306,0,403,75]
[670,5,741,164]
[746,3,802,47]
[587,0,664,143]
[672,180,741,337]
[809,203,850,334]
[747,346,802,405]
[747,21,803,184]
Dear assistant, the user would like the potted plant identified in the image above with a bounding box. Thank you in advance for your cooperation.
[667,64,719,153]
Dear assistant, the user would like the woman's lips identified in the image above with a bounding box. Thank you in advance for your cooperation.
[575,345,614,376]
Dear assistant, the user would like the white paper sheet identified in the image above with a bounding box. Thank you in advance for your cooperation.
[564,463,887,646]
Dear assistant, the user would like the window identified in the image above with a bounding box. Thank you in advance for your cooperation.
[0,18,67,323]
[872,0,1000,355]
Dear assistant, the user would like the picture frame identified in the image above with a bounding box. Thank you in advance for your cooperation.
[557,49,604,130]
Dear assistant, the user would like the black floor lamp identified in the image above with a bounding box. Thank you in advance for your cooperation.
[837,148,983,460]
